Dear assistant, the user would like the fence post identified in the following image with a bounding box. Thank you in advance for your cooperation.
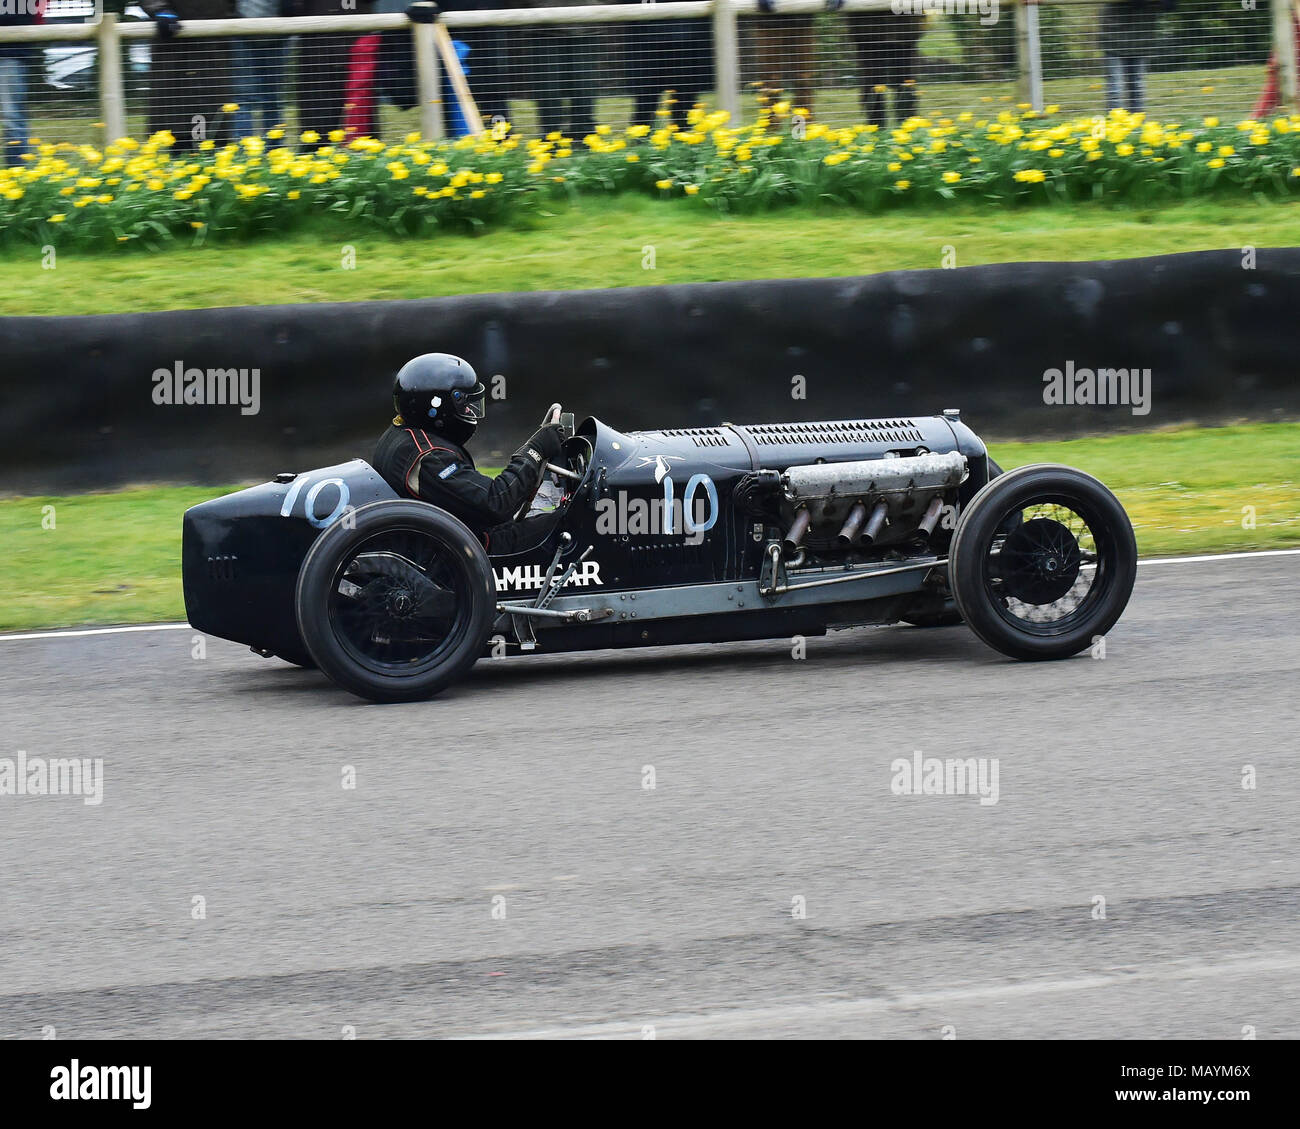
[1014,0,1044,111]
[97,13,128,143]
[712,0,740,122]
[412,16,445,140]
[1273,0,1298,111]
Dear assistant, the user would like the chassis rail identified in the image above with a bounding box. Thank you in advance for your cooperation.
[497,555,948,629]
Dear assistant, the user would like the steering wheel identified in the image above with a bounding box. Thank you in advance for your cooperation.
[514,405,582,521]
[541,403,581,481]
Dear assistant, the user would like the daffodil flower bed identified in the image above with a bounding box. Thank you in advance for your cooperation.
[4,105,1300,251]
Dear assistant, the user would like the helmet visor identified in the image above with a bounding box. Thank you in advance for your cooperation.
[453,381,487,424]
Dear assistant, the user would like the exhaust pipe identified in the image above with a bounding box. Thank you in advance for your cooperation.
[860,501,889,546]
[836,502,868,547]
[916,496,945,540]
[783,508,812,554]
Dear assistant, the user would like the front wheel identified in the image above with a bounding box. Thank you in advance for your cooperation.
[949,464,1136,661]
[296,501,496,702]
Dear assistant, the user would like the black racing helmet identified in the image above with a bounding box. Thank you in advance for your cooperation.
[393,353,486,444]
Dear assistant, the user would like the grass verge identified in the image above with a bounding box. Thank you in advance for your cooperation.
[0,195,1298,315]
[1,422,1295,632]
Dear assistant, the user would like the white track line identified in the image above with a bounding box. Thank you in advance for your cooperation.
[0,623,192,642]
[1138,548,1300,567]
[470,950,1300,1040]
[0,548,1295,644]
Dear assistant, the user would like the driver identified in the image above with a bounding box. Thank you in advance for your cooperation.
[373,353,568,556]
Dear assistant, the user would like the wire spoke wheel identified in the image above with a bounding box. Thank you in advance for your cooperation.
[990,504,1098,630]
[949,464,1137,661]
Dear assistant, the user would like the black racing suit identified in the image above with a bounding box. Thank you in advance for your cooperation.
[372,422,564,556]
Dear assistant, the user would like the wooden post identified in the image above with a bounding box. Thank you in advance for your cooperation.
[1014,0,1028,104]
[1024,0,1043,112]
[97,13,128,143]
[712,0,740,122]
[413,19,445,140]
[1273,0,1298,111]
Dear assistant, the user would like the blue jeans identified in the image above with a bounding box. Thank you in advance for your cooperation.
[1105,54,1147,113]
[231,38,289,138]
[0,55,30,167]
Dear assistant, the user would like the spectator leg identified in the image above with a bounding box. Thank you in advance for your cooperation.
[529,30,565,136]
[1127,56,1147,115]
[670,87,705,129]
[753,20,785,105]
[261,37,290,132]
[626,26,664,128]
[342,33,383,142]
[854,36,888,130]
[566,30,598,137]
[1104,52,1123,112]
[232,39,256,140]
[892,34,921,125]
[0,56,28,168]
[1253,54,1281,119]
[298,34,350,138]
[788,18,815,113]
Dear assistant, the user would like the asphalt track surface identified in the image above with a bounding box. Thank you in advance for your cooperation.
[1,553,1297,1039]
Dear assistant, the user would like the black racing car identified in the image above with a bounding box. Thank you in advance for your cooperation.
[182,409,1138,702]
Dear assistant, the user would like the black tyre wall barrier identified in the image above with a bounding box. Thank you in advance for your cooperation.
[2,248,1298,491]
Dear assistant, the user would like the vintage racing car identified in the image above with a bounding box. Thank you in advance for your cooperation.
[182,409,1138,702]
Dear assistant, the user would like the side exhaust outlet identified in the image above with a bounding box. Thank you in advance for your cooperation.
[860,501,889,546]
[783,508,812,554]
[836,502,868,547]
[916,496,945,540]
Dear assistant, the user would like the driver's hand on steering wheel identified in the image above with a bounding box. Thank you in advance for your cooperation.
[527,420,566,465]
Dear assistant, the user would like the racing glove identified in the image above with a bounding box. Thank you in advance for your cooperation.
[518,423,565,468]
[152,9,183,38]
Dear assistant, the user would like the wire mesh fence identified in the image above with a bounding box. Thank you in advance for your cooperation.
[0,0,1289,162]
[1036,1,1272,122]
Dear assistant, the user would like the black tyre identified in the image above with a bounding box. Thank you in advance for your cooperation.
[949,463,1136,661]
[295,501,496,702]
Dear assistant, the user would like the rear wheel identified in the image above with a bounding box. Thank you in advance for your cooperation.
[295,501,495,702]
[949,464,1136,661]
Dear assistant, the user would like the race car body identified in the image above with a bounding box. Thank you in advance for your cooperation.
[183,410,1137,701]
